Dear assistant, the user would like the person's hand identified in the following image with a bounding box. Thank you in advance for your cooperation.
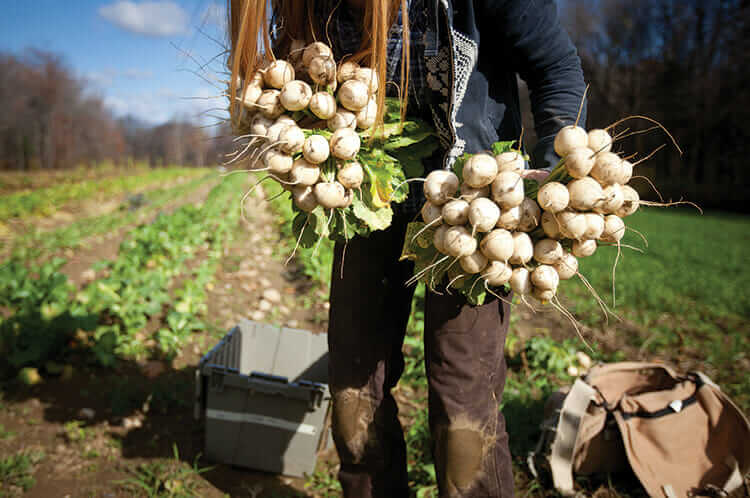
[520,169,550,182]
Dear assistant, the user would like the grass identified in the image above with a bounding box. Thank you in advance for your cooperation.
[0,450,45,496]
[116,444,211,498]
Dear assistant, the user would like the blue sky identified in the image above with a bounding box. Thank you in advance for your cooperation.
[0,0,229,126]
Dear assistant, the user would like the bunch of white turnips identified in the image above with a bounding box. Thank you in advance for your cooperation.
[413,124,642,305]
[234,41,382,212]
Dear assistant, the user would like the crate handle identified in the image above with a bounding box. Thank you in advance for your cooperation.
[250,371,289,384]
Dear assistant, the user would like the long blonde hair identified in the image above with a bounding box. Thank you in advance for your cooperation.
[227,0,410,129]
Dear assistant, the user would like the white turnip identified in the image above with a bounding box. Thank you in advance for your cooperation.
[337,61,359,83]
[531,264,560,291]
[433,224,449,254]
[491,171,524,209]
[583,213,605,240]
[590,152,623,186]
[353,67,379,93]
[479,228,514,262]
[496,205,521,230]
[289,158,320,186]
[483,260,513,286]
[263,60,295,89]
[557,210,587,240]
[554,125,588,156]
[537,182,569,213]
[424,170,459,206]
[600,214,625,243]
[356,98,377,129]
[302,42,333,67]
[460,252,488,274]
[302,135,330,164]
[554,252,578,280]
[337,161,364,189]
[572,239,597,258]
[292,185,317,212]
[330,128,361,160]
[532,287,556,302]
[509,232,533,265]
[616,185,639,217]
[533,239,563,265]
[541,211,562,239]
[518,198,541,232]
[241,84,263,108]
[616,160,633,185]
[468,197,501,232]
[263,149,293,175]
[314,181,347,209]
[309,92,337,119]
[510,267,532,295]
[459,184,489,203]
[587,128,612,154]
[463,153,498,188]
[568,177,604,211]
[444,226,478,258]
[278,125,305,154]
[279,80,312,111]
[565,147,595,179]
[250,114,274,136]
[308,56,336,85]
[338,80,369,111]
[595,184,625,214]
[327,110,357,130]
[442,199,470,226]
[421,201,443,225]
[257,89,285,118]
[495,151,525,173]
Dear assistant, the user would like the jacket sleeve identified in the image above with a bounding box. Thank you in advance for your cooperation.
[481,0,587,170]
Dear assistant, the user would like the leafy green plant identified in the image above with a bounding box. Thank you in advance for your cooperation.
[0,450,45,496]
[117,444,211,498]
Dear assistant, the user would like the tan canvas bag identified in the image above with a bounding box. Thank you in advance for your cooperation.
[529,362,750,497]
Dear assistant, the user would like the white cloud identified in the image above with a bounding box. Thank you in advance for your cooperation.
[98,1,188,37]
[104,86,227,126]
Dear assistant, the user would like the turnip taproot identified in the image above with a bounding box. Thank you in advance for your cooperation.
[353,67,379,93]
[302,135,330,164]
[616,185,639,217]
[587,128,612,154]
[554,252,578,280]
[565,147,595,178]
[263,149,293,174]
[568,177,604,211]
[463,153,498,188]
[533,239,563,264]
[554,125,588,156]
[356,98,377,129]
[541,211,562,239]
[302,42,333,67]
[289,158,320,186]
[557,210,587,240]
[443,226,477,258]
[537,182,569,213]
[460,252,488,274]
[480,228,514,262]
[421,201,443,225]
[596,184,624,214]
[510,267,532,295]
[337,61,359,83]
[424,170,459,206]
[241,84,263,108]
[278,125,305,154]
[600,214,625,243]
[327,110,357,130]
[308,56,336,85]
[442,199,470,225]
[468,197,501,232]
[531,265,560,291]
[496,206,521,230]
[572,239,597,257]
[491,171,524,209]
[263,60,295,89]
[257,90,285,118]
[583,213,605,240]
[509,232,533,265]
[292,185,317,212]
[495,151,525,173]
[330,128,361,160]
[279,80,312,111]
[518,198,541,232]
[338,80,369,111]
[337,161,364,189]
[433,225,449,254]
[314,181,346,209]
[483,260,513,286]
[591,152,623,186]
[250,115,274,136]
[309,92,337,119]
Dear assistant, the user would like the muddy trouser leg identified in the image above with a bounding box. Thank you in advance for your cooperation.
[424,290,514,498]
[327,215,415,498]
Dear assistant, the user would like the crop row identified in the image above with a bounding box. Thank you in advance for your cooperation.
[0,166,207,222]
[0,174,247,378]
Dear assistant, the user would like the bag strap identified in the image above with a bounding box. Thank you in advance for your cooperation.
[550,378,597,496]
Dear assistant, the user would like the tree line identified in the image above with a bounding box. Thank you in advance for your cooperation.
[0,50,228,171]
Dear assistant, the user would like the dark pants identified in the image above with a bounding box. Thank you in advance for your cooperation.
[327,214,514,498]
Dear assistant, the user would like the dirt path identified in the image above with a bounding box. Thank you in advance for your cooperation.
[0,185,331,498]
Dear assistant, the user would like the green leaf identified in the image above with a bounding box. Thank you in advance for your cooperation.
[292,212,319,249]
[491,140,517,155]
[451,153,471,180]
[465,275,487,306]
[351,195,393,231]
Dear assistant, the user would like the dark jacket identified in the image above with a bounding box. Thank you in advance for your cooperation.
[427,0,587,171]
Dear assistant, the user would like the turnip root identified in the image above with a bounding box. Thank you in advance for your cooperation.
[532,287,556,302]
[496,206,521,230]
[616,185,639,217]
[302,135,330,164]
[421,201,443,225]
[302,42,333,67]
[263,149,293,174]
[289,158,320,186]
[557,210,587,240]
[510,267,532,295]
[424,170,459,206]
[541,211,562,239]
[266,122,288,142]
[565,147,595,179]
[279,80,312,111]
[583,213,605,240]
[241,84,263,108]
[433,225,449,254]
[442,199,470,225]
[468,197,501,232]
[275,115,297,126]
[314,181,346,209]
[446,264,467,288]
[463,153,498,188]
[356,98,377,129]
[554,252,578,280]
[531,265,560,291]
[328,110,357,130]
[292,185,317,212]
[491,171,524,209]
[509,232,533,265]
[339,188,354,208]
[353,67,379,93]
[537,182,569,213]
[495,151,525,173]
[257,89,285,118]
[480,228,514,262]
[534,239,563,265]
[278,125,305,154]
[518,198,541,232]
[600,214,625,243]
[616,160,633,185]
[460,252,488,274]
[595,184,625,214]
[250,115,274,136]
[587,128,612,154]
[263,60,295,89]
[568,177,604,211]
[337,61,359,83]
[443,226,478,258]
[554,125,588,156]
[572,239,597,258]
[309,92,337,119]
[483,260,513,286]
[330,128,361,160]
[338,80,369,111]
[459,184,489,202]
[590,152,623,186]
[337,161,364,189]
[308,56,336,85]
[246,71,264,87]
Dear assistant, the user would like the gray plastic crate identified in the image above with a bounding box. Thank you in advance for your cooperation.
[195,319,331,477]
